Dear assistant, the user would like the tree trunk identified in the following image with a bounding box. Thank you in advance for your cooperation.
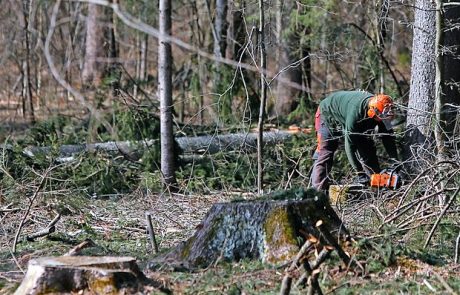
[22,130,300,161]
[405,0,436,154]
[22,0,35,123]
[273,3,309,116]
[213,0,227,59]
[82,3,105,88]
[375,0,390,93]
[442,3,460,147]
[159,0,177,187]
[257,0,267,194]
[434,0,446,156]
[148,188,349,270]
[14,256,164,295]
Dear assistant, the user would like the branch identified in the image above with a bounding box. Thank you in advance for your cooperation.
[12,172,49,253]
[424,186,460,248]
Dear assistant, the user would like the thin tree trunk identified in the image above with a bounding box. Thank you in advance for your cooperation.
[159,0,176,187]
[376,0,390,93]
[435,0,446,157]
[257,0,267,194]
[22,0,35,123]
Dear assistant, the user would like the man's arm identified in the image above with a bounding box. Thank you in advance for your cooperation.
[378,122,398,160]
[344,129,364,172]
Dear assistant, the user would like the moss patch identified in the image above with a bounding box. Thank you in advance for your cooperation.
[263,206,299,264]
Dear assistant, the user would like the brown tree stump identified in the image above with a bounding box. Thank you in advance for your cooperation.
[149,188,349,270]
[14,256,165,295]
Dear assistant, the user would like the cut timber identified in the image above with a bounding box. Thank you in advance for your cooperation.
[329,184,373,205]
[20,130,298,162]
[148,188,348,270]
[14,256,165,295]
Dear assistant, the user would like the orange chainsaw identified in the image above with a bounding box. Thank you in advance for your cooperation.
[370,169,400,189]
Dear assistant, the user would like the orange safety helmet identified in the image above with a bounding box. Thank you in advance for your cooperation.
[367,94,394,121]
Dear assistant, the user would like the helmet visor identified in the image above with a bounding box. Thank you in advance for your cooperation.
[376,104,395,120]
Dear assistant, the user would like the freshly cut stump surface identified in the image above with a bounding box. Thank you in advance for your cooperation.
[149,188,348,270]
[15,256,154,295]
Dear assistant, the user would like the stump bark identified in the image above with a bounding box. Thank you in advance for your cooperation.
[14,256,163,295]
[149,188,348,270]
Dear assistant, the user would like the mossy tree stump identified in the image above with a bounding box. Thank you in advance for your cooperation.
[149,188,348,270]
[14,256,164,295]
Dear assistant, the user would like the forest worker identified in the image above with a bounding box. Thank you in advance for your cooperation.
[311,90,399,191]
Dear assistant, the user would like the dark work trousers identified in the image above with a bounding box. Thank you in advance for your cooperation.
[311,108,339,191]
[310,108,380,191]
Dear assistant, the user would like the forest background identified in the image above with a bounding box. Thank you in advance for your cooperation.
[1,0,460,294]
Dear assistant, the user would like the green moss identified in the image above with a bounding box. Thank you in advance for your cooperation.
[263,207,299,264]
[180,236,197,260]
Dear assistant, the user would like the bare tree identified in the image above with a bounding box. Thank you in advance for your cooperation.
[159,0,176,188]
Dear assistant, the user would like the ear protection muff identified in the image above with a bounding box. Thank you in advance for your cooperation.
[368,107,376,118]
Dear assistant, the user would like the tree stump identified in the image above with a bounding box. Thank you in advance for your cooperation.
[148,188,349,270]
[329,184,374,205]
[14,256,163,295]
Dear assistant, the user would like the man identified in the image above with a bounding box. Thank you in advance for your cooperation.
[311,90,398,191]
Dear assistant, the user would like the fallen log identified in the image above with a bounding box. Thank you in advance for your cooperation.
[20,130,299,160]
[148,188,349,270]
[14,256,167,295]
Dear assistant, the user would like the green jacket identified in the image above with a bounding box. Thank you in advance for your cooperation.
[319,90,398,171]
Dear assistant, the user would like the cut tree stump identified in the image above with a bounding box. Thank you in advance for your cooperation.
[14,256,165,295]
[148,188,349,270]
[329,184,373,205]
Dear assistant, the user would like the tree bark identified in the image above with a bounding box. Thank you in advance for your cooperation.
[273,3,310,116]
[21,0,35,123]
[257,0,267,194]
[442,3,460,146]
[435,0,446,156]
[22,130,299,161]
[82,3,105,87]
[159,0,177,187]
[405,0,436,154]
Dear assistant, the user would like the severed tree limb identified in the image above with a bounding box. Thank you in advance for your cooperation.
[64,239,96,256]
[26,213,60,242]
[307,269,322,295]
[12,172,48,253]
[316,220,350,267]
[145,212,159,254]
[279,241,312,295]
[432,271,457,295]
[296,248,331,289]
[424,186,460,248]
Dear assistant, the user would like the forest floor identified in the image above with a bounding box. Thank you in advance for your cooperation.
[1,189,460,294]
